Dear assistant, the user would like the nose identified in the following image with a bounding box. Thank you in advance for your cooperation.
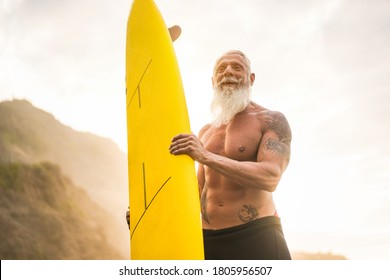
[223,65,234,76]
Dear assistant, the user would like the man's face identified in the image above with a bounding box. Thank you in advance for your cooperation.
[212,53,252,92]
[210,53,254,127]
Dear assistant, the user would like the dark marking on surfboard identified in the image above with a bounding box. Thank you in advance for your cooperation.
[143,162,147,209]
[128,59,153,109]
[138,86,142,108]
[131,173,172,239]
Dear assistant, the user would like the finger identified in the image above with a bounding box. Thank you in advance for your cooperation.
[168,25,181,42]
[171,133,191,142]
[169,140,194,155]
[170,135,193,152]
[169,142,187,154]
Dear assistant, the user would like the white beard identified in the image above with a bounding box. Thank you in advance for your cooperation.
[210,80,251,127]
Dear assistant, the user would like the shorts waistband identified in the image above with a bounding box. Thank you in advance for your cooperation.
[203,215,282,237]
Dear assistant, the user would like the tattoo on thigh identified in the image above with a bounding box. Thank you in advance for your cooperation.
[238,204,259,222]
[266,138,290,158]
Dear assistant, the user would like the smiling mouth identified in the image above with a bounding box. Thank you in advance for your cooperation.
[220,80,239,86]
[223,81,237,85]
[219,77,241,86]
[220,82,239,89]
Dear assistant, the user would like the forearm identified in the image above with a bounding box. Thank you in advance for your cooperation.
[169,133,284,192]
[199,150,281,192]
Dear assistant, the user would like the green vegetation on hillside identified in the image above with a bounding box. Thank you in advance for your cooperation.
[0,161,121,259]
[0,99,129,259]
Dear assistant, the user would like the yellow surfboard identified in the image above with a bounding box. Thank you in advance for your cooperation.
[125,0,204,260]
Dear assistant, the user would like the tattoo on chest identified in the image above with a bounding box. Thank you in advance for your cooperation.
[238,204,259,222]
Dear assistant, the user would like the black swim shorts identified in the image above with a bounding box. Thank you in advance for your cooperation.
[203,216,291,260]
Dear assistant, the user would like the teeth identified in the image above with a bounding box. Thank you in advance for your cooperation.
[220,78,238,85]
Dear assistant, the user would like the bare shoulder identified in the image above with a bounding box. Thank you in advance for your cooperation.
[198,124,212,138]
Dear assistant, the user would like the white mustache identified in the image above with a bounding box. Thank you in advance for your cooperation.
[217,77,241,87]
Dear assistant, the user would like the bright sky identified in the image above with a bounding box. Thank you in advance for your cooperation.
[1,0,390,260]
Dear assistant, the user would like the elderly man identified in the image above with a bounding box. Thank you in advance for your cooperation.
[169,50,292,260]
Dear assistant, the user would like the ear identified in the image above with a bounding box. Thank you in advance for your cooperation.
[211,76,215,87]
[250,73,255,86]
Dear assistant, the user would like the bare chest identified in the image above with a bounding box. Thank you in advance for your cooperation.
[201,119,262,161]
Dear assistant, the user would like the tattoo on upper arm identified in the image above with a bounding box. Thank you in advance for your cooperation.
[266,138,290,158]
[238,204,259,222]
[259,111,292,159]
[261,111,292,144]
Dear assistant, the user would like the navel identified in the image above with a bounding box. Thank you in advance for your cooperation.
[239,146,245,153]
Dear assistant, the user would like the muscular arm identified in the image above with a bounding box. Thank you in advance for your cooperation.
[170,112,292,192]
[200,150,284,192]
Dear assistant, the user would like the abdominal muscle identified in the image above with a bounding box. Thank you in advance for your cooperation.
[201,178,276,230]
